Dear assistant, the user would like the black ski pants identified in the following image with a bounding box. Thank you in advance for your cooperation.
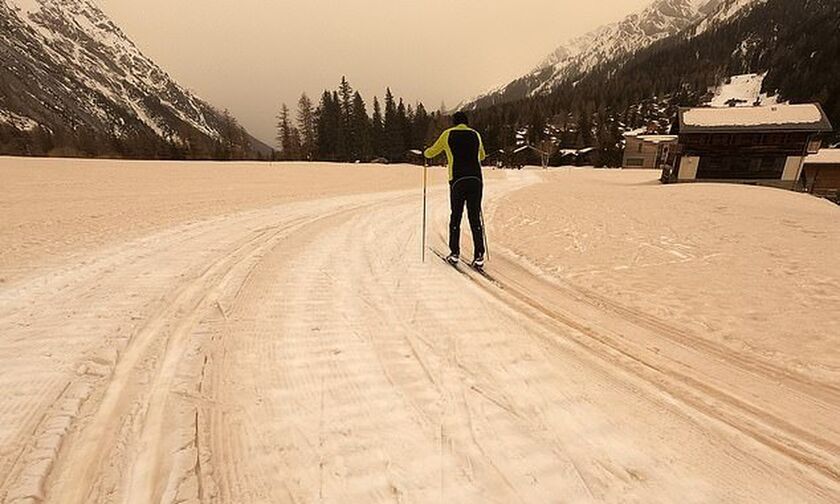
[449,177,485,259]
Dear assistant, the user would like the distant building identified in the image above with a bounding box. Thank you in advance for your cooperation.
[556,147,595,167]
[801,149,840,201]
[622,133,678,170]
[663,104,833,189]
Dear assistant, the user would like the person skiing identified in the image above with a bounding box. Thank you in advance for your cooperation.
[424,111,487,269]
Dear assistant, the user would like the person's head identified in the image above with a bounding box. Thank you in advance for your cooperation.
[452,111,469,126]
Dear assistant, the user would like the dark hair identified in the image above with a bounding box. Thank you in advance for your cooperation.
[452,111,468,126]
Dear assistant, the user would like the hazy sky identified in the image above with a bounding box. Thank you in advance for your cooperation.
[96,0,651,144]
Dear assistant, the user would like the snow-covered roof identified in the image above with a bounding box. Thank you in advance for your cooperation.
[622,127,647,137]
[628,134,678,144]
[678,104,833,133]
[804,149,840,165]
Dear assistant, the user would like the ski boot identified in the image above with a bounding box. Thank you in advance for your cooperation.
[472,254,485,271]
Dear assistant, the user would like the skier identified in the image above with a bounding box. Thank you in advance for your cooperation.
[424,111,487,269]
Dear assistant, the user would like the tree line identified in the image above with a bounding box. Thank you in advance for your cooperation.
[276,77,449,163]
[0,108,257,160]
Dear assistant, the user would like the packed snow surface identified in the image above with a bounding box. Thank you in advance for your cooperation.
[683,104,824,127]
[1,159,838,503]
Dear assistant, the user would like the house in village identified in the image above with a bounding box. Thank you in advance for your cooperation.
[557,147,595,167]
[662,103,833,189]
[622,132,678,170]
[801,149,840,202]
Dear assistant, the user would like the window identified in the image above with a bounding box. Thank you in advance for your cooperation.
[786,132,808,144]
[692,134,708,145]
[732,134,761,146]
[763,133,786,145]
[697,156,785,180]
[711,134,730,145]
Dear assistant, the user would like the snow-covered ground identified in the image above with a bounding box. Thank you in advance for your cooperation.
[0,159,838,503]
[705,72,782,107]
[492,168,839,381]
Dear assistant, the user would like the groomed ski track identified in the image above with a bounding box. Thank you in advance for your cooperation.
[0,170,838,503]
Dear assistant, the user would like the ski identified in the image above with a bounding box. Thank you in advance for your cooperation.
[431,249,463,271]
[469,262,499,284]
[431,248,501,286]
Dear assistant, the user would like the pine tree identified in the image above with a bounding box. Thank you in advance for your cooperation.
[350,91,371,161]
[297,93,316,161]
[383,88,403,162]
[403,102,415,152]
[392,98,409,162]
[276,103,293,159]
[371,96,385,158]
[287,127,302,160]
[412,103,431,149]
[333,90,347,161]
[338,77,354,161]
[339,77,354,121]
[316,91,339,161]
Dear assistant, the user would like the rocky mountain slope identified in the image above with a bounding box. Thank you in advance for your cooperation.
[466,0,761,110]
[0,0,254,158]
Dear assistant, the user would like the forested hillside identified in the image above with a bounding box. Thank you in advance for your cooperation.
[469,0,840,167]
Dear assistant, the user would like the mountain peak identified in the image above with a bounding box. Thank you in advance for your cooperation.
[465,0,760,110]
[1,0,254,158]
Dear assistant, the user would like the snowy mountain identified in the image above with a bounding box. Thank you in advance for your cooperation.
[693,0,767,34]
[465,0,763,110]
[0,0,253,158]
[468,0,839,167]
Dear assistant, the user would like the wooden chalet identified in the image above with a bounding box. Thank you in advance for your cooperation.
[801,149,840,201]
[662,104,833,189]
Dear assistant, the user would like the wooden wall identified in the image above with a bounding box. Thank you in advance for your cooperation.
[679,132,810,158]
[802,164,840,196]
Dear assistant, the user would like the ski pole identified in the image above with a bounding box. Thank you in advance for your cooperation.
[409,149,428,262]
[422,154,428,262]
[480,209,490,261]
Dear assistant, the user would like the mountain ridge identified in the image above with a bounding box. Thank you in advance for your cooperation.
[467,0,839,167]
[464,0,760,110]
[0,0,255,158]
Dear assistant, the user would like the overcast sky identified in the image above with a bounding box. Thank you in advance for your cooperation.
[95,0,651,145]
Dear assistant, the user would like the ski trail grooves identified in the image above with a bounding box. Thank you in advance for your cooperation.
[0,171,837,503]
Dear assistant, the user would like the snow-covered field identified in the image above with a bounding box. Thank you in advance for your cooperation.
[705,72,781,108]
[0,158,838,503]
